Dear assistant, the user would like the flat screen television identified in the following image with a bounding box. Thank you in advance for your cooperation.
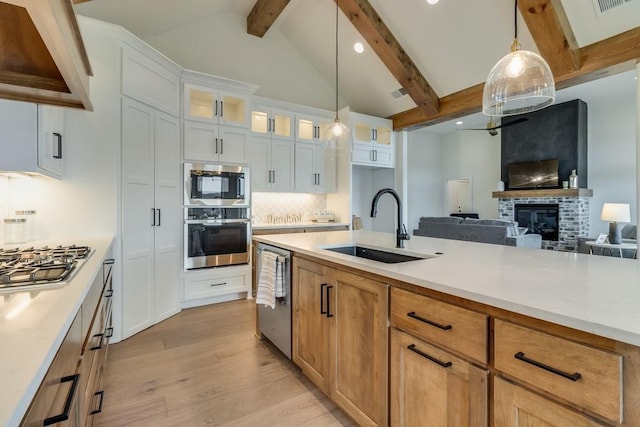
[508,159,559,189]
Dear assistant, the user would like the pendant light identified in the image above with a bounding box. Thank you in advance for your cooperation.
[324,0,350,151]
[482,0,555,116]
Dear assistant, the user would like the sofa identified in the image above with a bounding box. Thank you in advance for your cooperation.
[413,217,542,248]
[577,224,637,258]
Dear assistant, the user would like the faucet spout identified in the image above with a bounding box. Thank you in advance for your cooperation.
[370,188,410,248]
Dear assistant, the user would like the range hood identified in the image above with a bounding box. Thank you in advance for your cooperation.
[0,0,92,110]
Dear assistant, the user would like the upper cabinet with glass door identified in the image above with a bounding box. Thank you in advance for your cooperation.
[295,114,332,143]
[351,112,393,147]
[184,83,251,128]
[251,105,294,140]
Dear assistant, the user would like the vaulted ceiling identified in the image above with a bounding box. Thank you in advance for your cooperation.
[74,0,640,131]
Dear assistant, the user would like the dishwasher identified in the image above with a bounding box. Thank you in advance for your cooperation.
[256,243,292,359]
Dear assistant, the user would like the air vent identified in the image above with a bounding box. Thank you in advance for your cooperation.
[391,87,407,99]
[592,0,632,14]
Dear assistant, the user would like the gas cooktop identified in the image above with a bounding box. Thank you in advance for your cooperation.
[0,245,92,291]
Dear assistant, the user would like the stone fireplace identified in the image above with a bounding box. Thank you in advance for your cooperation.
[494,189,592,251]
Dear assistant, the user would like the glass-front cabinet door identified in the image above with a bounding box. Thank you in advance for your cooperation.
[296,114,332,143]
[251,106,293,140]
[184,83,250,128]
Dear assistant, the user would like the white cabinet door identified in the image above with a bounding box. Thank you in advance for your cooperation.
[122,97,180,339]
[296,114,332,143]
[153,111,181,323]
[218,126,249,164]
[0,98,37,173]
[251,105,294,140]
[184,121,218,161]
[247,137,272,192]
[317,146,336,193]
[37,105,64,177]
[270,139,295,192]
[219,90,250,128]
[121,97,155,338]
[295,142,316,193]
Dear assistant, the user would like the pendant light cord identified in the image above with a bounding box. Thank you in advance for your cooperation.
[514,0,518,39]
[334,0,339,120]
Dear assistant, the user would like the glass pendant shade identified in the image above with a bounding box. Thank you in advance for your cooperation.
[324,119,350,151]
[482,42,556,116]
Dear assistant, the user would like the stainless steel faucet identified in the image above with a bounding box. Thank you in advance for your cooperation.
[370,188,410,248]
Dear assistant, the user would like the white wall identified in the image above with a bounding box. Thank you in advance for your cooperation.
[405,131,444,233]
[144,12,339,112]
[586,81,637,234]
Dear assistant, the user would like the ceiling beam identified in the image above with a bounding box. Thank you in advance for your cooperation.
[247,0,291,38]
[518,0,580,76]
[392,25,640,131]
[337,0,439,116]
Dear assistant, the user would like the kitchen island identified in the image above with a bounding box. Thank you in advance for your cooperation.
[0,236,115,427]
[253,230,640,426]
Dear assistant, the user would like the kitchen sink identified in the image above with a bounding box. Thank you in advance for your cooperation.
[324,245,430,264]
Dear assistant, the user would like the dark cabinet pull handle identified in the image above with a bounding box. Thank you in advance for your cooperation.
[220,138,223,154]
[317,174,320,186]
[215,100,218,117]
[151,208,156,226]
[53,132,62,159]
[90,390,105,415]
[407,344,452,368]
[407,311,452,330]
[320,283,327,314]
[215,138,219,154]
[43,373,80,425]
[267,117,271,132]
[104,259,115,265]
[272,170,275,183]
[514,352,582,381]
[326,285,334,318]
[91,333,105,351]
[105,289,113,298]
[105,327,114,338]
[220,100,224,117]
[209,282,227,287]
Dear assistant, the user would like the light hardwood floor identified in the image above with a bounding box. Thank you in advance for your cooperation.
[97,299,355,426]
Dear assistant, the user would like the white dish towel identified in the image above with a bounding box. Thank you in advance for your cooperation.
[256,251,285,309]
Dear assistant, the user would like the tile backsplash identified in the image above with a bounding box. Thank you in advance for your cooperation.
[252,192,327,223]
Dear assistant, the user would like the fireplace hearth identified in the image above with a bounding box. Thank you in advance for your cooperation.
[515,204,559,241]
[494,189,592,251]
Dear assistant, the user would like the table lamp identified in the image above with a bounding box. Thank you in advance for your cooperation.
[601,203,631,244]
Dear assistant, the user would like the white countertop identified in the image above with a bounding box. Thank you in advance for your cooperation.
[254,230,640,347]
[0,236,115,427]
[252,221,349,230]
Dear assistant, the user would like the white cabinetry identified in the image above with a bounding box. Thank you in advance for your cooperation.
[184,82,250,128]
[121,97,181,339]
[182,264,251,308]
[183,121,248,164]
[294,142,336,193]
[350,112,394,168]
[295,114,331,143]
[0,99,65,178]
[247,137,295,192]
[251,105,293,140]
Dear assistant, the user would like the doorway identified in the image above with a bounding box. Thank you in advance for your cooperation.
[445,177,473,215]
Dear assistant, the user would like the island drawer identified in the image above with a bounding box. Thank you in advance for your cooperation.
[494,319,623,424]
[390,287,488,364]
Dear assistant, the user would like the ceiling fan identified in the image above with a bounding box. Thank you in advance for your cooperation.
[459,117,528,136]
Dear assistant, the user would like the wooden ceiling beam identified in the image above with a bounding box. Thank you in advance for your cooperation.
[392,25,640,131]
[337,0,439,116]
[247,0,291,38]
[518,0,580,76]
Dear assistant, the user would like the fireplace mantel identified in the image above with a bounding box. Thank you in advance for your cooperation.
[492,188,593,199]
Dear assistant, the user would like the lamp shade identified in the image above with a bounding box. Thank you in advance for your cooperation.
[601,203,631,223]
[482,48,556,116]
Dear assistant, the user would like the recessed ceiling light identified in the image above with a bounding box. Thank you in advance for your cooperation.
[354,42,364,54]
[426,0,439,4]
[456,121,463,125]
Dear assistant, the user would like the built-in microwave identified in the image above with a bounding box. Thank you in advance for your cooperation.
[184,163,249,206]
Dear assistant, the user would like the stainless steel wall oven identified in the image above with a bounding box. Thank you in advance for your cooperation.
[184,207,251,269]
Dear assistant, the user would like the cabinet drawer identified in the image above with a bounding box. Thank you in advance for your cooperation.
[390,287,488,363]
[184,273,246,300]
[494,319,622,423]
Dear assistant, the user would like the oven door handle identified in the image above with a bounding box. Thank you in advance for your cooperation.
[238,177,245,198]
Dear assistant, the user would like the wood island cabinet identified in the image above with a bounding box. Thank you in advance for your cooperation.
[292,257,389,426]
